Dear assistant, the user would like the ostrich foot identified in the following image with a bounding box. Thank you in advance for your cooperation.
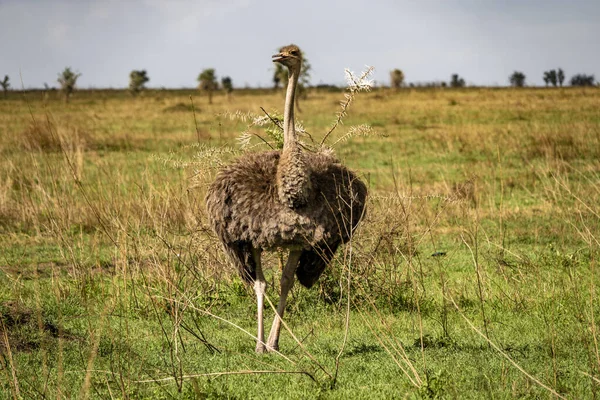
[255,343,267,354]
[266,334,279,352]
[266,343,279,352]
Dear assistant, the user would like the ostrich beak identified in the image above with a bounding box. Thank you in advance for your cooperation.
[272,53,285,62]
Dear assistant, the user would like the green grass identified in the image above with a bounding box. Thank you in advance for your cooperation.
[0,86,599,398]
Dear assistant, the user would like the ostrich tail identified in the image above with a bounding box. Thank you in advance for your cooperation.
[296,241,340,288]
[224,241,257,283]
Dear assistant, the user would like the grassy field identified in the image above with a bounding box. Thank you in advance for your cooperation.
[0,86,599,399]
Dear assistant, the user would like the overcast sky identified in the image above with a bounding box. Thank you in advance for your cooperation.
[1,0,598,89]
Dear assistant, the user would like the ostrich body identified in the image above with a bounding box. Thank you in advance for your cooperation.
[206,44,367,353]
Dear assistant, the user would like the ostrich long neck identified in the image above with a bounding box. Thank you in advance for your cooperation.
[276,63,311,208]
[283,67,299,148]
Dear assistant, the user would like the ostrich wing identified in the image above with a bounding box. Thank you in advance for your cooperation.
[296,240,340,288]
[223,240,258,283]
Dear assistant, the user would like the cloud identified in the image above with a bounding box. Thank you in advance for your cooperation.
[88,0,120,20]
[46,22,70,48]
[142,0,250,33]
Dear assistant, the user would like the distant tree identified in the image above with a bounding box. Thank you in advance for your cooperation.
[57,67,81,103]
[543,71,550,87]
[129,70,149,96]
[557,68,565,87]
[570,74,595,87]
[509,71,526,87]
[198,68,218,104]
[390,69,404,89]
[221,76,233,101]
[450,74,466,88]
[1,75,9,97]
[273,63,286,89]
[296,54,311,111]
[549,70,557,86]
[543,70,558,87]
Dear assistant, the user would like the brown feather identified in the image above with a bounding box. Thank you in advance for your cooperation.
[206,150,367,287]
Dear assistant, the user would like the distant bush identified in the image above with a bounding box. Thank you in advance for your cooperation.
[450,74,465,88]
[408,81,446,88]
[570,74,595,87]
[1,75,9,97]
[543,69,565,87]
[509,71,526,87]
[557,68,565,86]
[57,67,81,103]
[198,69,218,104]
[221,76,233,101]
[129,70,149,96]
[390,69,404,89]
[543,70,557,87]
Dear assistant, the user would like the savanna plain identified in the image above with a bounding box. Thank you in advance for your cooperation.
[0,86,599,399]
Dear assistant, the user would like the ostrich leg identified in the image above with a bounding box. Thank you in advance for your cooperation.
[266,250,302,351]
[251,248,267,353]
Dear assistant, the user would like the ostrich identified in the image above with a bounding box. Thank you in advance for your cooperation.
[206,44,367,353]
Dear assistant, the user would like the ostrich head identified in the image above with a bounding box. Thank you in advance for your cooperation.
[272,44,302,72]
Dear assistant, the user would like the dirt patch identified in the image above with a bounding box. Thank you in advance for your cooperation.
[0,301,73,353]
[0,261,116,280]
[163,102,198,113]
